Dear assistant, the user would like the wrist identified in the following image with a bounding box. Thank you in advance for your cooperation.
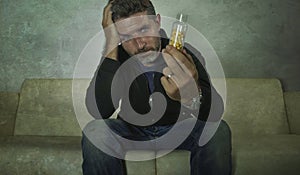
[103,46,118,60]
[103,29,120,60]
[182,86,203,110]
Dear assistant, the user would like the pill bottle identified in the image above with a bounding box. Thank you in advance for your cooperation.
[169,13,188,51]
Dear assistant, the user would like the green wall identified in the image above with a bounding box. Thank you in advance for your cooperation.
[1,0,299,92]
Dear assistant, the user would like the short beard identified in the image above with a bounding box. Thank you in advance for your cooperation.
[135,39,161,66]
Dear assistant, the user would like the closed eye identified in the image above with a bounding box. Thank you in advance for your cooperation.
[120,34,130,42]
[140,26,149,33]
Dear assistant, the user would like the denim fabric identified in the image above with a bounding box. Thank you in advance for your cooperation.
[81,119,232,175]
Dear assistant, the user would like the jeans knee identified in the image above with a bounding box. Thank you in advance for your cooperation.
[203,120,232,150]
[83,119,107,132]
[219,120,232,141]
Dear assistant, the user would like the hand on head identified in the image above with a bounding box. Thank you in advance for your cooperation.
[102,1,119,60]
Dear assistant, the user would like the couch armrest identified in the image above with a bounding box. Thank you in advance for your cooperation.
[0,92,19,136]
[284,92,300,134]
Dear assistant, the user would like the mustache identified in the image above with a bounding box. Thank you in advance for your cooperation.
[135,45,161,55]
[135,48,154,55]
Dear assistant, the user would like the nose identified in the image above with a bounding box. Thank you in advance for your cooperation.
[134,37,146,50]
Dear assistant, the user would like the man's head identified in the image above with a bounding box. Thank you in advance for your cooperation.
[111,0,161,66]
[111,0,156,22]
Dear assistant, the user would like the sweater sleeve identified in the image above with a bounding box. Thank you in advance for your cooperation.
[85,58,122,119]
[185,43,224,122]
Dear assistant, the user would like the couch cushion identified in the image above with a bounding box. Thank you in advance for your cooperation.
[125,150,156,175]
[0,92,19,136]
[156,150,190,175]
[223,78,289,136]
[284,92,300,134]
[14,79,82,136]
[125,150,190,175]
[0,136,82,175]
[232,135,300,175]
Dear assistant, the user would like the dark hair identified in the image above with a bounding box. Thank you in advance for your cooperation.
[111,0,156,22]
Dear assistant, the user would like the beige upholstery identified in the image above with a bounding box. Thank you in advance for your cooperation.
[0,92,19,136]
[1,78,300,175]
[0,136,82,175]
[125,150,190,175]
[14,79,82,136]
[232,135,300,174]
[125,150,156,175]
[223,78,289,136]
[284,92,300,134]
[156,150,190,175]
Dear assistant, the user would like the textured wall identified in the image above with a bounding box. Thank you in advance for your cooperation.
[1,0,299,92]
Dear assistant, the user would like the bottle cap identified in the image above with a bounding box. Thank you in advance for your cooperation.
[177,13,188,22]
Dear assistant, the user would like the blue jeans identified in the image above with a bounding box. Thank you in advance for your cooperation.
[81,119,232,175]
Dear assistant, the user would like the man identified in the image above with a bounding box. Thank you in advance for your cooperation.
[82,0,232,174]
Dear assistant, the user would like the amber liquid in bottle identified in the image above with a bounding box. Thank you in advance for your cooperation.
[169,13,188,51]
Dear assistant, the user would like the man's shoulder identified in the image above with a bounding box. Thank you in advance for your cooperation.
[184,43,206,67]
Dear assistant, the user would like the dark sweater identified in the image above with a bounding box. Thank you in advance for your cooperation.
[85,33,224,126]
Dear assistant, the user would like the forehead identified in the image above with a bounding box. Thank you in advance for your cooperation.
[115,11,155,35]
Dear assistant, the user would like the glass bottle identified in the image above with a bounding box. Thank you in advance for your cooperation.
[169,13,188,51]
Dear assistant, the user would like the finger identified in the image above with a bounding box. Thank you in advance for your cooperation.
[103,2,113,25]
[182,49,198,78]
[160,76,178,100]
[103,3,112,16]
[182,49,194,64]
[165,46,193,70]
[162,67,180,83]
[162,67,172,77]
[164,46,196,78]
[162,49,185,79]
[161,76,176,89]
[166,46,197,78]
[166,45,191,64]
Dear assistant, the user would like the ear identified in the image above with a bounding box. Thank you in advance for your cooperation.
[155,14,161,30]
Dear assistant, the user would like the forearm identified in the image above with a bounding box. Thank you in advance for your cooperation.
[187,46,224,122]
[101,1,119,61]
[86,58,122,119]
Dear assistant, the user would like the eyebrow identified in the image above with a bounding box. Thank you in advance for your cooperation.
[119,24,151,37]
